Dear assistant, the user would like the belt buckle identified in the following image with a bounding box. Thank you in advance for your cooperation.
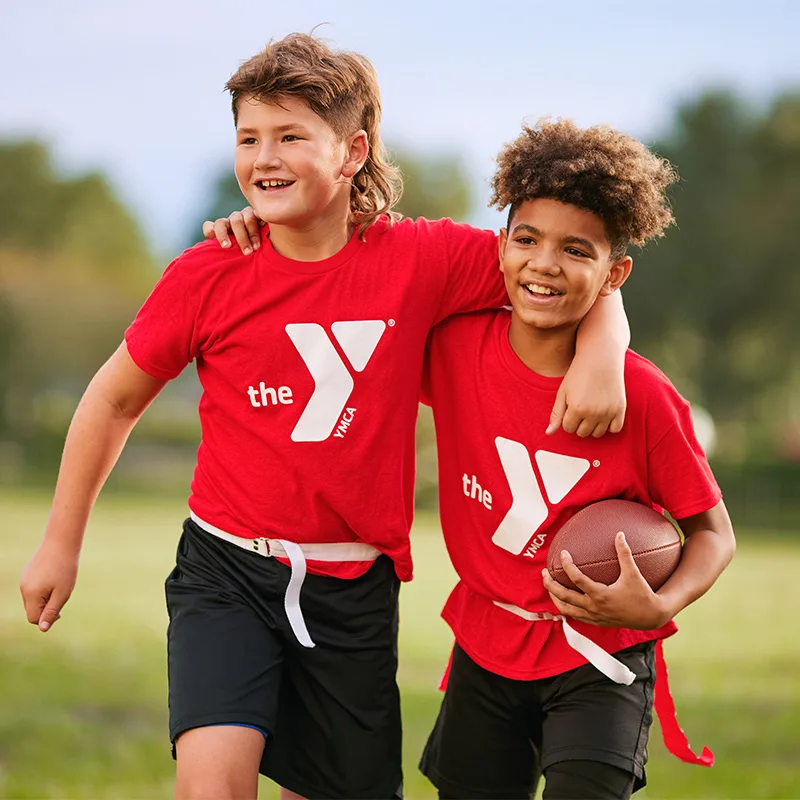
[251,537,271,556]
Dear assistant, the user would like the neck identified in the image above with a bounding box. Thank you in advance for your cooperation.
[507,315,579,377]
[267,200,354,262]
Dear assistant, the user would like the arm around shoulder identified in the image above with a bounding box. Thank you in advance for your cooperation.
[19,343,166,632]
[552,292,630,437]
[578,290,630,355]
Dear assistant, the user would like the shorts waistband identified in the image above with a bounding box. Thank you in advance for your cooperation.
[190,512,380,650]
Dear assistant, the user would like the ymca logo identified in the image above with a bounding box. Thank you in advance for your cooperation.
[285,321,386,442]
[491,437,591,555]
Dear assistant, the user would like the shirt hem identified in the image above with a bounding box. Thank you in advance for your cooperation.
[667,490,723,521]
[449,621,675,682]
[125,333,182,381]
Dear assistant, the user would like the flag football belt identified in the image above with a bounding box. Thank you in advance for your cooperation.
[493,601,636,685]
[190,512,381,649]
[492,600,715,767]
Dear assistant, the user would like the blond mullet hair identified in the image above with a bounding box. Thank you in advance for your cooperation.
[226,33,403,236]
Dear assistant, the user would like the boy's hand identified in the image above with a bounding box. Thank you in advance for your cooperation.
[542,532,669,630]
[202,207,263,254]
[20,542,79,632]
[547,357,626,437]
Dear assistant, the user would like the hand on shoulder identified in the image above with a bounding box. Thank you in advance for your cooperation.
[203,207,263,254]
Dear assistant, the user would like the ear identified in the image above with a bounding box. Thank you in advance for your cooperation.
[599,255,633,296]
[498,228,508,273]
[341,130,369,179]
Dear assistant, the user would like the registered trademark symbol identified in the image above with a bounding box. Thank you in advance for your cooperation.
[388,319,396,327]
[593,460,600,468]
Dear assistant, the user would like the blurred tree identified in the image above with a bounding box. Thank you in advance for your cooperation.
[0,138,157,478]
[0,141,62,251]
[625,90,800,459]
[0,140,152,286]
[192,172,246,236]
[0,290,18,437]
[392,148,472,221]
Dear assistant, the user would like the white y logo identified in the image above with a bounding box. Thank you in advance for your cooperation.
[285,321,386,442]
[491,437,591,554]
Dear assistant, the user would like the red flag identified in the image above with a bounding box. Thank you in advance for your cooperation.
[653,639,714,766]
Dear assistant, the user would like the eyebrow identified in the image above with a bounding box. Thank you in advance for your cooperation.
[236,124,309,135]
[274,123,308,133]
[510,224,599,255]
[510,223,543,237]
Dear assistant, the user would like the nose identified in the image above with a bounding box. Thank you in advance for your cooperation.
[527,251,562,276]
[254,141,282,170]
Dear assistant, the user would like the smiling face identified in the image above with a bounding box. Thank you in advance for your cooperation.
[234,95,368,230]
[499,198,632,334]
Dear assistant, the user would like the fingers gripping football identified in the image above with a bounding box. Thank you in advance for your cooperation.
[543,533,669,629]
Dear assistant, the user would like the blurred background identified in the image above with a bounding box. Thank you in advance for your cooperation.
[1,1,798,798]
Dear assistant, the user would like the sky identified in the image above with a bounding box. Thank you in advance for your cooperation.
[1,0,798,255]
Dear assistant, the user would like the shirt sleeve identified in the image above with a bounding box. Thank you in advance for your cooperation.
[433,219,507,323]
[646,389,722,520]
[124,252,204,381]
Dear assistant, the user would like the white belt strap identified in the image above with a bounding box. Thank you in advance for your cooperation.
[493,600,636,686]
[190,512,380,650]
[560,618,635,685]
[275,539,315,649]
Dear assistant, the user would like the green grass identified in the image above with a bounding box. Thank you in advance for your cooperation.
[1,490,799,798]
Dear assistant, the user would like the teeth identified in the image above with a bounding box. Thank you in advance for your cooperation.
[259,179,292,188]
[525,283,562,296]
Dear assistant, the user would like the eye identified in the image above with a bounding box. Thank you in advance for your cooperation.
[239,137,257,146]
[565,246,589,258]
[515,236,535,245]
[282,134,302,142]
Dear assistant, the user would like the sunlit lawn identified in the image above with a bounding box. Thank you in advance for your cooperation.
[1,489,799,798]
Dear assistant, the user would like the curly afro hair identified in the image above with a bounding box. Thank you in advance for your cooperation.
[490,118,679,257]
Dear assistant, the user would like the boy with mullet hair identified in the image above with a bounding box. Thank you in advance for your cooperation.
[418,119,735,799]
[21,37,628,800]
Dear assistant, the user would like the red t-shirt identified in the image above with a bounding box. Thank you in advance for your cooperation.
[423,309,722,681]
[125,216,505,580]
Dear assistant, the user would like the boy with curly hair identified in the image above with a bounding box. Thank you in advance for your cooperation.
[20,37,630,800]
[418,119,735,799]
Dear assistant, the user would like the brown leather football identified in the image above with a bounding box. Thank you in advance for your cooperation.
[546,499,682,592]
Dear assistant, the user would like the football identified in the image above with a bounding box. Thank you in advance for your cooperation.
[546,499,682,592]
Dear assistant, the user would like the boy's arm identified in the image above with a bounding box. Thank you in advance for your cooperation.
[19,343,166,632]
[549,291,629,438]
[542,500,735,629]
[203,211,630,438]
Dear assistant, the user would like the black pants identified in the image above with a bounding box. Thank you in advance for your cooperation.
[166,519,403,799]
[420,642,655,799]
[440,760,635,799]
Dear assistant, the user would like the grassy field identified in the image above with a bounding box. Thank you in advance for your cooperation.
[1,489,799,799]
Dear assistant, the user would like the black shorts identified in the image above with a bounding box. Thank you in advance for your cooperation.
[420,641,656,800]
[165,519,403,800]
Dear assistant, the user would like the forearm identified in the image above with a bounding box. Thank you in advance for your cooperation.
[43,344,164,554]
[44,388,140,554]
[657,525,736,620]
[575,290,629,360]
